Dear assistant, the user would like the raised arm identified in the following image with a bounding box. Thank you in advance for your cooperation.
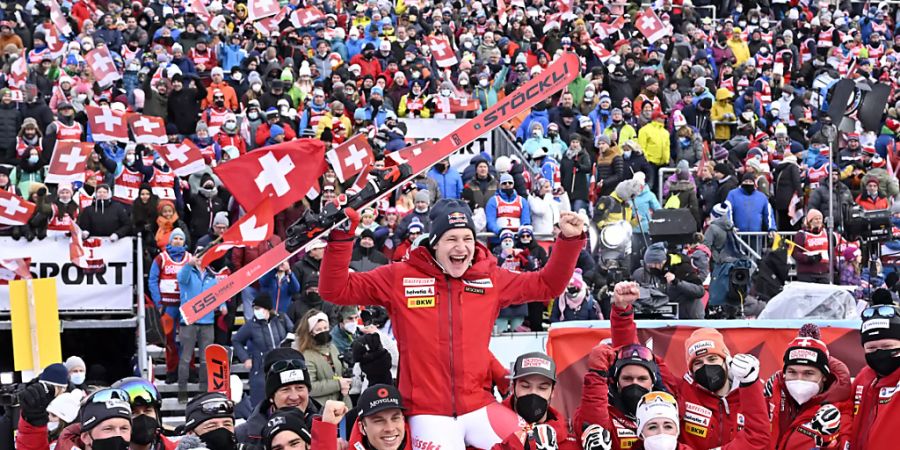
[319,213,395,307]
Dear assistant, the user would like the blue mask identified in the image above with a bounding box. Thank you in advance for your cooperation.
[679,137,691,148]
[28,156,39,164]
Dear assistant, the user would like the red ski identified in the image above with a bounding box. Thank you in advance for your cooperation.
[205,344,231,398]
[181,52,580,324]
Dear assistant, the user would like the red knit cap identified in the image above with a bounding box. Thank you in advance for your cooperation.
[783,337,830,375]
[684,328,731,366]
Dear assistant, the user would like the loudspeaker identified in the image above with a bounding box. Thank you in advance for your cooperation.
[649,209,697,245]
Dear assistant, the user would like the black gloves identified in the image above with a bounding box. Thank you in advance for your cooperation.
[19,382,53,427]
[351,333,393,386]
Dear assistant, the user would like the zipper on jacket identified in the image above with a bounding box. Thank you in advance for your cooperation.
[266,322,276,349]
[446,276,458,417]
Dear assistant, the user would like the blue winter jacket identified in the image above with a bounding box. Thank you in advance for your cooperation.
[725,187,776,232]
[427,166,464,199]
[516,109,550,142]
[178,264,218,325]
[218,43,248,72]
[259,269,301,315]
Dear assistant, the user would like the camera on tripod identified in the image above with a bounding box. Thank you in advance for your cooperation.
[844,206,892,242]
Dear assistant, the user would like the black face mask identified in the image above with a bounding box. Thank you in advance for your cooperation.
[619,383,649,416]
[501,188,515,197]
[130,414,159,445]
[370,98,383,108]
[364,51,375,59]
[435,162,447,172]
[199,428,236,450]
[514,393,549,423]
[865,348,900,377]
[91,436,129,450]
[694,364,727,392]
[214,100,225,107]
[741,184,755,195]
[566,286,579,296]
[313,331,332,346]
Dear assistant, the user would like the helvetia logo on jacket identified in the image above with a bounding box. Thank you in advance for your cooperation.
[405,286,435,297]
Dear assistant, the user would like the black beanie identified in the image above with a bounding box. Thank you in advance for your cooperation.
[253,293,274,311]
[183,392,233,432]
[428,199,476,246]
[861,290,900,344]
[263,348,306,374]
[264,349,311,399]
[80,391,132,433]
[262,408,311,449]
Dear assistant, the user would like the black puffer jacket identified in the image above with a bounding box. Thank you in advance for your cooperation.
[77,198,132,237]
[772,160,802,211]
[0,102,22,163]
[561,148,592,202]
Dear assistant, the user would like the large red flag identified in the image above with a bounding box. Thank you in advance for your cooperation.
[129,115,167,145]
[160,140,207,177]
[87,105,129,142]
[214,139,327,214]
[0,191,36,226]
[86,47,121,87]
[200,198,275,268]
[46,141,93,184]
[325,134,374,183]
[635,8,667,44]
[385,141,434,173]
[426,36,458,68]
[290,7,326,28]
[247,0,280,21]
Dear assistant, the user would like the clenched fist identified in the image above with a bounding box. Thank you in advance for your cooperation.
[558,212,585,238]
[612,281,640,309]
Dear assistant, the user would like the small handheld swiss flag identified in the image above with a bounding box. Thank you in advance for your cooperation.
[291,7,326,28]
[160,140,207,177]
[588,39,613,62]
[200,197,275,268]
[129,114,167,145]
[48,0,73,37]
[247,0,280,21]
[0,191,36,226]
[326,134,374,183]
[46,141,93,184]
[635,8,667,44]
[86,47,121,88]
[87,105,129,143]
[426,36,458,68]
[8,53,27,87]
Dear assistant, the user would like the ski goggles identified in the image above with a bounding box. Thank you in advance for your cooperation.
[862,305,899,319]
[638,391,677,408]
[616,344,655,363]
[269,358,307,374]
[115,378,160,407]
[86,388,131,405]
[197,397,235,416]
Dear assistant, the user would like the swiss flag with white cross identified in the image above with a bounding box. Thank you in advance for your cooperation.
[200,197,275,268]
[426,36,458,68]
[129,114,167,145]
[635,8,667,44]
[214,139,327,215]
[87,105,129,143]
[46,142,93,184]
[290,7,326,28]
[0,190,36,226]
[86,47,121,87]
[248,0,280,21]
[326,134,374,183]
[160,140,206,177]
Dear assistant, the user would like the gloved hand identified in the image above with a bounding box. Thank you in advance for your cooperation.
[587,344,616,374]
[109,233,119,242]
[763,373,776,398]
[809,254,823,263]
[810,404,841,437]
[19,382,53,427]
[336,207,360,236]
[728,354,760,386]
[531,424,557,450]
[581,424,612,450]
[351,333,392,385]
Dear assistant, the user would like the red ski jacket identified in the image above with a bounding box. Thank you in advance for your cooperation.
[849,365,900,450]
[767,357,853,450]
[491,396,578,450]
[319,229,585,417]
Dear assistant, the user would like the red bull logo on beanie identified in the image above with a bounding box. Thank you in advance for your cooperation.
[447,211,468,226]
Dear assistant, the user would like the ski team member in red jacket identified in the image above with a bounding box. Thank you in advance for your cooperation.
[608,282,770,450]
[262,399,349,450]
[493,352,577,450]
[765,325,849,450]
[111,377,177,450]
[634,392,693,450]
[849,290,900,450]
[319,199,586,449]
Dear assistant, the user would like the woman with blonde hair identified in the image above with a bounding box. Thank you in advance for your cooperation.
[293,309,352,407]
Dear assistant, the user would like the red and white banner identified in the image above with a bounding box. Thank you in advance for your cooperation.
[69,223,106,271]
[326,134,374,183]
[200,197,275,268]
[8,54,27,87]
[254,6,289,35]
[129,115,167,145]
[635,8,667,44]
[87,105,128,142]
[595,16,625,40]
[426,36,458,68]
[86,47,121,87]
[46,142,93,184]
[434,96,480,115]
[214,139,327,214]
[247,0,280,21]
[48,0,73,37]
[0,191,36,226]
[290,7,326,28]
[160,140,206,177]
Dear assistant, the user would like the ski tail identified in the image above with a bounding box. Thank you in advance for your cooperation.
[180,53,580,324]
[205,344,231,398]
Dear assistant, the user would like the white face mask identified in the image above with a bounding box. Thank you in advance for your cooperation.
[125,154,136,164]
[642,434,678,450]
[252,83,262,92]
[479,79,488,87]
[253,308,270,321]
[70,372,86,385]
[441,89,452,97]
[785,379,820,405]
[48,421,59,433]
[584,91,595,99]
[343,322,358,334]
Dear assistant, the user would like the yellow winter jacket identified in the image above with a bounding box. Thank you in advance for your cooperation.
[637,121,670,167]
[710,88,736,141]
[728,36,751,67]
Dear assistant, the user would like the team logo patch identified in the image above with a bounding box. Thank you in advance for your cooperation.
[405,286,435,297]
[688,340,715,356]
[684,423,708,438]
[684,412,710,427]
[615,427,636,438]
[407,297,436,308]
[619,438,636,449]
[464,286,485,295]
[879,386,897,400]
[463,278,493,288]
[521,357,552,370]
[789,349,818,362]
[403,277,435,286]
[862,319,890,333]
[737,413,745,427]
[685,402,713,418]
[448,211,468,225]
[279,369,305,384]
